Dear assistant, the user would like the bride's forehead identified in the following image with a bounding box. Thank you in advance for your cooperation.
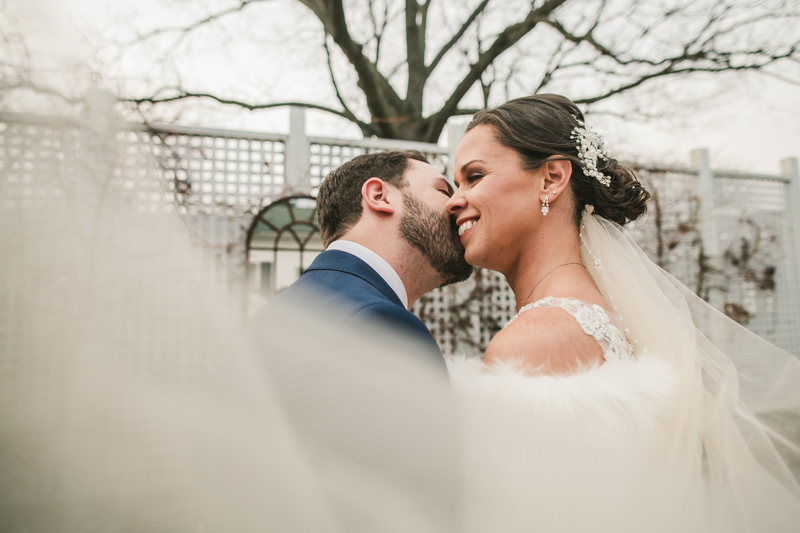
[460,125,496,148]
[456,127,518,161]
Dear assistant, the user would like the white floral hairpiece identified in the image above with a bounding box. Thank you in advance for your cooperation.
[570,115,610,187]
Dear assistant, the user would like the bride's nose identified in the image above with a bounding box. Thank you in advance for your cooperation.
[445,189,465,215]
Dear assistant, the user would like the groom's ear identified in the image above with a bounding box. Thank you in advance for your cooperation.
[362,178,397,215]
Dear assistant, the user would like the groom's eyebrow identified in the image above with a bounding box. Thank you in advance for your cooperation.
[436,177,454,195]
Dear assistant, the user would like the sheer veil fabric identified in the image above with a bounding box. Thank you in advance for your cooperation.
[0,142,460,533]
[579,208,800,530]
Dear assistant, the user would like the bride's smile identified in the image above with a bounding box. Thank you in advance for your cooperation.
[456,217,477,237]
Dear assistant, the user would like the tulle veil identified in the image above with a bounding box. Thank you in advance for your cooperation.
[0,115,460,532]
[580,207,800,529]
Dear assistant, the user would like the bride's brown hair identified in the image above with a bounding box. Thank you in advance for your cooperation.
[467,94,649,226]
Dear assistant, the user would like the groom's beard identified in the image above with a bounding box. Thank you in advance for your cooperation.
[399,193,473,287]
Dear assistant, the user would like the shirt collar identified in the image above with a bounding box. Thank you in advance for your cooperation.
[326,240,409,309]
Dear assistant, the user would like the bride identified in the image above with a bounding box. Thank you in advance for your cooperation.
[444,94,800,532]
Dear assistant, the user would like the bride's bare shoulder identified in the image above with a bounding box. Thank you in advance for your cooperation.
[484,305,605,374]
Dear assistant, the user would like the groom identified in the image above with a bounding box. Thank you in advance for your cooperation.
[266,150,473,369]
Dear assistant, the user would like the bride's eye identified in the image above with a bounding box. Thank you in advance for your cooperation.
[466,173,483,184]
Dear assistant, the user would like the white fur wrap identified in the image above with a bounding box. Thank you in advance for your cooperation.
[446,354,707,533]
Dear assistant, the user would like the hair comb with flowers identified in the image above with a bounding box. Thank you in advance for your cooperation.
[570,116,611,187]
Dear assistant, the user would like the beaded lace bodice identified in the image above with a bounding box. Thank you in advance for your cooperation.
[505,297,634,362]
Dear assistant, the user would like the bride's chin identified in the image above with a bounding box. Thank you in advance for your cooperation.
[463,247,490,270]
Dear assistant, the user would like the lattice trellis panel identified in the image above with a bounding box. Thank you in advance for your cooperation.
[627,170,703,290]
[0,115,244,492]
[144,131,285,215]
[0,119,81,209]
[0,118,81,370]
[713,176,800,354]
[412,268,516,356]
[124,128,290,300]
[628,168,800,355]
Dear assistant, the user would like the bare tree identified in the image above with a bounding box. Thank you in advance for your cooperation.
[114,0,800,141]
[0,1,85,112]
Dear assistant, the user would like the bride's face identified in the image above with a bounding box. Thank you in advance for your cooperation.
[446,124,543,272]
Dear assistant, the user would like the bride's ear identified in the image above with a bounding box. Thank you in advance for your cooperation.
[541,158,572,198]
[362,178,397,215]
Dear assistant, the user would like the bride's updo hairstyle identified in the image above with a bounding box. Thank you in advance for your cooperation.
[467,94,649,226]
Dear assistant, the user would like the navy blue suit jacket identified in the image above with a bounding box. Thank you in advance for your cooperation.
[267,250,445,370]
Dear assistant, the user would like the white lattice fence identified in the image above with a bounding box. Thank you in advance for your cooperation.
[1,106,799,356]
[621,164,800,356]
[713,174,800,353]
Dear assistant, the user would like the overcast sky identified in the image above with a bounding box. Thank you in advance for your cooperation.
[13,0,800,175]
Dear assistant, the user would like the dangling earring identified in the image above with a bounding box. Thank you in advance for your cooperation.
[541,195,550,216]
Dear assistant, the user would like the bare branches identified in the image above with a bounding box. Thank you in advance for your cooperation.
[431,0,570,137]
[426,0,492,76]
[0,6,85,109]
[322,36,361,122]
[761,69,800,86]
[575,46,798,104]
[107,0,800,142]
[127,0,272,45]
[296,0,403,133]
[530,0,800,105]
[367,0,391,63]
[405,0,427,111]
[125,89,365,123]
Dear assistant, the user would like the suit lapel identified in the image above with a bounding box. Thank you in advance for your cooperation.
[304,250,405,308]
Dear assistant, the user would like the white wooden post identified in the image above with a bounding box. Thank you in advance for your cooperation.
[691,148,725,313]
[781,157,800,300]
[81,89,118,178]
[285,106,310,195]
[691,148,720,256]
[447,121,466,183]
[83,89,117,138]
[79,89,118,223]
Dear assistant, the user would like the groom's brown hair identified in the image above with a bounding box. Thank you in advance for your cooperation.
[317,150,429,246]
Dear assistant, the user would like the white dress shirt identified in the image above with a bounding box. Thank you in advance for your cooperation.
[326,240,409,309]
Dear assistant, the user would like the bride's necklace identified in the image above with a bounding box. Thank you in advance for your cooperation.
[519,262,586,309]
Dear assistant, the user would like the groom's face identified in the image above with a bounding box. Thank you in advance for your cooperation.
[398,160,473,286]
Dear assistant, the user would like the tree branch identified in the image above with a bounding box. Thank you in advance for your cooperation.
[126,0,272,45]
[297,0,404,129]
[124,89,365,123]
[368,0,391,63]
[426,0,492,76]
[405,0,427,113]
[761,69,800,86]
[429,0,570,139]
[323,35,360,122]
[534,39,576,93]
[454,107,482,115]
[0,81,83,105]
[575,49,797,104]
